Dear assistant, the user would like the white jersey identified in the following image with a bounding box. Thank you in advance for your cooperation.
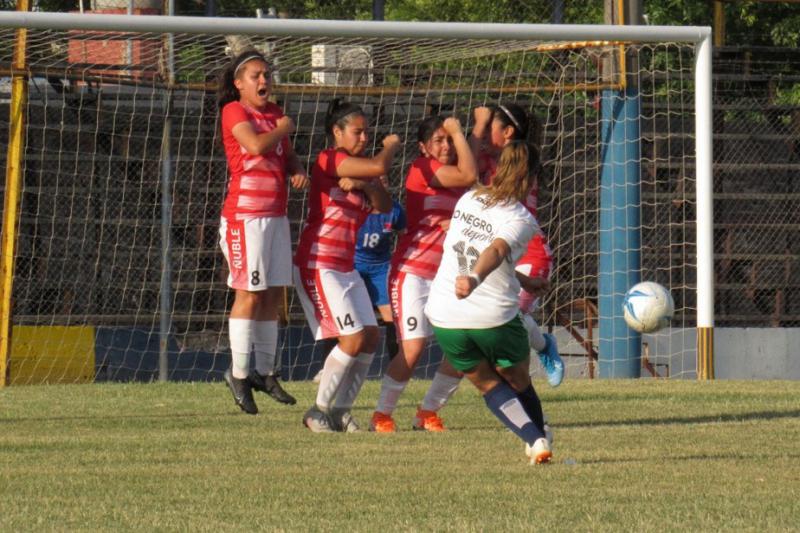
[425,190,538,329]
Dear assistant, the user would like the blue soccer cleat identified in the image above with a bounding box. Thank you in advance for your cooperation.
[537,333,564,388]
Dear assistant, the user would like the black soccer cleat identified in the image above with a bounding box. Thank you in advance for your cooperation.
[224,367,258,415]
[249,372,297,405]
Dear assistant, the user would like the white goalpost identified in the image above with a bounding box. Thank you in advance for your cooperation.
[0,11,713,385]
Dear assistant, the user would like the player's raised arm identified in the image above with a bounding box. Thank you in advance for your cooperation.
[469,105,493,159]
[428,117,478,188]
[335,134,401,179]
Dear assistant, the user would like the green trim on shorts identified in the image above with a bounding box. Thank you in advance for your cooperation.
[431,315,529,372]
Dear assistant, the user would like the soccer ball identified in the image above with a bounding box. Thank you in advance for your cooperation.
[622,281,675,333]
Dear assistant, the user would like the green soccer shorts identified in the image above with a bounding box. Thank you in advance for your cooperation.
[431,315,529,372]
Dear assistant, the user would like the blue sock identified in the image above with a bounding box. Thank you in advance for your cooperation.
[517,385,545,433]
[483,382,544,444]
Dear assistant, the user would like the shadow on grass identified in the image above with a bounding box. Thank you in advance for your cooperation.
[0,411,258,423]
[442,408,800,432]
[575,451,800,465]
[561,408,800,429]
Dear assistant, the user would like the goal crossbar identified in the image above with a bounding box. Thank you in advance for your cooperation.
[0,12,710,43]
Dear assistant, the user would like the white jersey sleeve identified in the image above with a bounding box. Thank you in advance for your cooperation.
[495,213,537,264]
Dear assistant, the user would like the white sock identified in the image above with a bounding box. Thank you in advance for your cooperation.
[334,352,374,410]
[522,313,547,352]
[499,397,533,430]
[253,320,279,376]
[375,374,408,415]
[421,371,461,412]
[229,318,253,379]
[315,345,356,412]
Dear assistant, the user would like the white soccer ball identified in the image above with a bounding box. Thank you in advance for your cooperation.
[622,281,675,333]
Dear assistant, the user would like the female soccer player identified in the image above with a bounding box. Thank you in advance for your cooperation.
[354,177,406,360]
[313,183,405,384]
[370,115,477,433]
[470,103,564,388]
[294,98,401,433]
[425,141,553,464]
[216,50,309,415]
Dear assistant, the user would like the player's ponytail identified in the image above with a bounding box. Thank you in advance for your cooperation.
[325,98,365,136]
[475,140,539,208]
[216,50,267,110]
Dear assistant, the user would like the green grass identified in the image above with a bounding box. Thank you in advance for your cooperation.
[1,379,799,532]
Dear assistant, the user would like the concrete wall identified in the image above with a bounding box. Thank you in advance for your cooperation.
[714,328,800,380]
[543,327,800,380]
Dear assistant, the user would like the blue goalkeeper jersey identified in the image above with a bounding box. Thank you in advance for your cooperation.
[354,200,406,266]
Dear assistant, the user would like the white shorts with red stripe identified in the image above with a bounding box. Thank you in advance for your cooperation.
[389,270,434,341]
[219,216,292,291]
[515,260,553,314]
[293,266,378,340]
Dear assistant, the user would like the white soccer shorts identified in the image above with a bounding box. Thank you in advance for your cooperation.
[219,215,292,291]
[390,270,434,341]
[293,266,378,340]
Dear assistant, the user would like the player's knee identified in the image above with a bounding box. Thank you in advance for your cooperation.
[338,327,377,355]
[361,325,380,353]
[234,290,261,312]
[497,364,530,392]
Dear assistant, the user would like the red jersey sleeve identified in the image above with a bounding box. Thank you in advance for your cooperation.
[415,157,444,187]
[221,101,250,135]
[317,149,350,177]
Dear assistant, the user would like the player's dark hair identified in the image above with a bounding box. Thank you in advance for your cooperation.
[216,50,268,110]
[417,115,445,144]
[325,98,365,136]
[492,102,529,140]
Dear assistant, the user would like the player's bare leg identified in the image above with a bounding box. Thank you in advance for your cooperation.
[413,357,461,431]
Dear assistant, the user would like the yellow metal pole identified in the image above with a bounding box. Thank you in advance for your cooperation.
[0,0,30,387]
[713,0,725,47]
[616,0,627,89]
[697,327,715,380]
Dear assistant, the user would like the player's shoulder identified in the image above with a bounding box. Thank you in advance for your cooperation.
[407,156,442,185]
[314,148,349,177]
[221,101,247,124]
[499,199,535,224]
[222,100,244,113]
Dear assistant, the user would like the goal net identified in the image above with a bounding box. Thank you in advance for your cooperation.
[0,14,711,384]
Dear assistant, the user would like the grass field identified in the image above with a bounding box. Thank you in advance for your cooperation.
[1,379,799,531]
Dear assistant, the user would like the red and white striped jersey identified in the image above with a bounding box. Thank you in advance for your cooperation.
[392,156,467,280]
[294,148,372,271]
[220,101,290,219]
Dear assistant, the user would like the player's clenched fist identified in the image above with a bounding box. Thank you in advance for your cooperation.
[382,134,401,150]
[277,115,295,135]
